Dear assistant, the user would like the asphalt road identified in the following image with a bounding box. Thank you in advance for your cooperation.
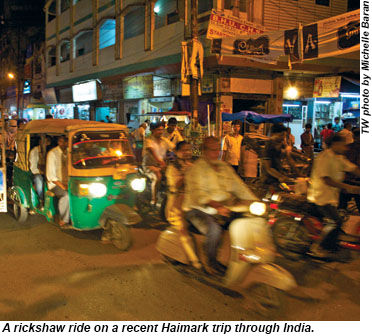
[0,212,360,321]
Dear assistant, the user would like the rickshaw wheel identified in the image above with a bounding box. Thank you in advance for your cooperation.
[13,200,28,223]
[110,221,132,251]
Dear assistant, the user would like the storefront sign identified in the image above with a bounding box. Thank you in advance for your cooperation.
[72,81,98,102]
[42,88,58,104]
[153,77,171,97]
[219,78,273,94]
[123,75,153,100]
[23,80,31,94]
[207,9,264,39]
[313,76,342,98]
[220,95,233,114]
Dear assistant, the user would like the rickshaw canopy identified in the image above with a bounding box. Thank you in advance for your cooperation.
[222,111,294,124]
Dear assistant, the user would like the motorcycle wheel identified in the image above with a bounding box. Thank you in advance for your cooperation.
[110,220,132,251]
[248,283,281,316]
[272,217,312,261]
[13,197,28,223]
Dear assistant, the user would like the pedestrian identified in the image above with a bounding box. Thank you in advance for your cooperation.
[307,134,359,260]
[46,135,70,227]
[300,123,314,159]
[338,121,353,144]
[332,116,342,132]
[105,115,112,123]
[320,123,334,148]
[131,122,148,162]
[222,120,243,173]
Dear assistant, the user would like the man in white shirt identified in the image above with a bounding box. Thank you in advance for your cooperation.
[142,122,175,205]
[183,136,258,274]
[222,120,243,172]
[29,136,45,204]
[338,121,354,144]
[46,135,70,226]
[163,117,184,145]
[307,134,359,258]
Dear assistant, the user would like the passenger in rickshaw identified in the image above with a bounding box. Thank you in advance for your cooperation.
[29,135,51,206]
[46,135,70,227]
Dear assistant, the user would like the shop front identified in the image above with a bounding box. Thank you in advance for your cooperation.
[72,81,100,120]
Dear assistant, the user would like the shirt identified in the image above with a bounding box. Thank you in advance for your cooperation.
[142,136,175,167]
[333,123,343,132]
[307,149,357,206]
[29,145,41,175]
[132,127,146,142]
[163,128,184,145]
[223,134,243,166]
[338,128,354,144]
[320,129,334,142]
[46,146,67,189]
[183,157,258,214]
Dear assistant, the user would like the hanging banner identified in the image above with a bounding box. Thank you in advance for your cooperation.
[313,76,342,98]
[213,9,360,64]
[304,9,360,60]
[213,29,285,64]
[123,75,153,100]
[207,9,264,40]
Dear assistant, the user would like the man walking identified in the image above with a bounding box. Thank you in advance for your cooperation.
[222,120,243,173]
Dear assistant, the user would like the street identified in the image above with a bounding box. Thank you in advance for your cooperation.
[0,212,359,321]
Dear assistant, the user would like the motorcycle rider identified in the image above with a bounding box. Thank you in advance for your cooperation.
[183,136,258,275]
[142,122,175,206]
[163,117,184,145]
[261,124,299,189]
[307,134,360,259]
[165,141,201,269]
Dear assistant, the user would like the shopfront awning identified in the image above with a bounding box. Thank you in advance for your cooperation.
[222,111,293,124]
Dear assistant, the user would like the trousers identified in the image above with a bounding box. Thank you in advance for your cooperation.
[51,186,70,224]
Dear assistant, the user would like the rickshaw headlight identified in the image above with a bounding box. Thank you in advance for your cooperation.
[249,202,266,216]
[130,178,146,192]
[88,183,107,198]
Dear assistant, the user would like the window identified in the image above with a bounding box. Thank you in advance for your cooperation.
[124,7,145,40]
[315,0,330,6]
[61,0,70,12]
[74,31,93,57]
[199,0,213,14]
[48,0,56,22]
[48,47,56,67]
[154,0,179,29]
[99,19,116,49]
[60,41,70,62]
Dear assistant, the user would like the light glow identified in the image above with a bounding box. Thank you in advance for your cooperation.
[130,178,146,192]
[89,183,107,197]
[249,202,266,216]
[286,87,299,99]
[7,73,15,79]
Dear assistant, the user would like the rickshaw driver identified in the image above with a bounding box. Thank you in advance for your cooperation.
[46,135,70,227]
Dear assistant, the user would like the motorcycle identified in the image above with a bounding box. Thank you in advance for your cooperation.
[266,183,360,261]
[156,200,297,314]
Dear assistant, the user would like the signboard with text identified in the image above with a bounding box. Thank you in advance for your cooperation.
[207,9,264,40]
[313,76,342,98]
[123,75,153,100]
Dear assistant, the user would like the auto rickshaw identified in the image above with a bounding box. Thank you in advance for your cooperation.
[9,119,146,250]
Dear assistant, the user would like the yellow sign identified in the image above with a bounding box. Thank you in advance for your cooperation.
[313,76,341,98]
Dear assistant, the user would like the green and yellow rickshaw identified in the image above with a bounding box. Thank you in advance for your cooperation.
[9,119,146,250]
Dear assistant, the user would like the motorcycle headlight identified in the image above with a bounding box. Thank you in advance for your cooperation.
[130,178,146,192]
[88,183,107,198]
[249,202,266,216]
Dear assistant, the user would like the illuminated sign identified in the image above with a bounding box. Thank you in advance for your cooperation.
[72,81,98,102]
[23,80,31,94]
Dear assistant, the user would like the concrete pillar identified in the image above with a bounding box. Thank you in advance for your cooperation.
[92,0,99,66]
[115,0,124,60]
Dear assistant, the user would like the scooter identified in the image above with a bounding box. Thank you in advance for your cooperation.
[156,201,297,314]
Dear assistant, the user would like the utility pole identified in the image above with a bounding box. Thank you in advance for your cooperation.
[190,0,198,131]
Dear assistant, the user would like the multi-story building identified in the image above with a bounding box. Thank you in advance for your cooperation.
[43,0,359,138]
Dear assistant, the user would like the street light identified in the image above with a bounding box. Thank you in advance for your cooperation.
[7,73,15,79]
[286,87,299,100]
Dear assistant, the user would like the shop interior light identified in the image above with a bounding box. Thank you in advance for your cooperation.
[286,87,299,99]
[340,93,360,98]
[315,101,332,104]
[283,104,300,107]
[154,4,160,14]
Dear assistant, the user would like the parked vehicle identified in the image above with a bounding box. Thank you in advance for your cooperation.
[156,200,297,314]
[9,119,146,250]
